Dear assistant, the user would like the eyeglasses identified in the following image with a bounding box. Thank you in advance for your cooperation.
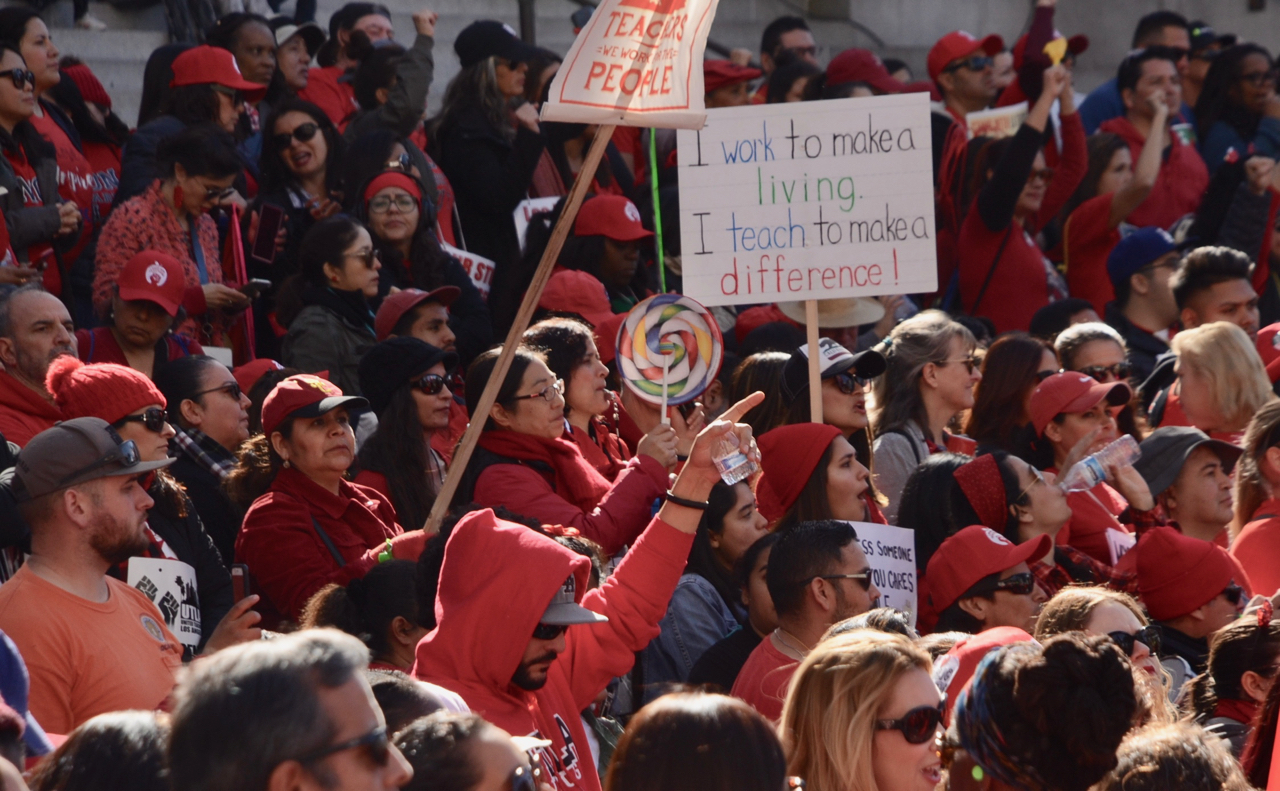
[512,379,565,404]
[975,571,1037,597]
[56,438,141,487]
[209,84,244,103]
[1077,362,1131,383]
[875,703,945,744]
[944,55,993,73]
[531,622,568,640]
[1224,583,1246,607]
[297,725,390,767]
[1034,368,1056,384]
[272,122,319,149]
[385,152,412,171]
[345,248,379,269]
[113,407,169,434]
[202,184,237,202]
[1015,465,1046,504]
[511,763,544,791]
[1107,626,1162,657]
[191,382,243,401]
[412,373,447,396]
[1241,69,1280,87]
[833,371,871,394]
[0,68,34,89]
[818,570,873,592]
[1028,167,1055,184]
[934,356,978,374]
[368,194,417,214]
[781,45,817,59]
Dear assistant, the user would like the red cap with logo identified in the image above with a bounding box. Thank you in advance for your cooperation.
[925,526,1051,614]
[703,59,762,93]
[374,287,460,341]
[170,45,268,101]
[927,30,1004,82]
[260,374,368,436]
[538,270,615,328]
[117,250,187,317]
[1029,372,1131,436]
[574,195,654,242]
[932,626,1036,725]
[826,48,905,94]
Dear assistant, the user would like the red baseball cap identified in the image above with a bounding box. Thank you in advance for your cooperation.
[1135,526,1238,620]
[233,358,284,396]
[932,626,1036,725]
[826,48,905,95]
[170,45,268,101]
[703,59,762,93]
[574,195,654,242]
[1029,372,1131,436]
[1258,323,1280,383]
[117,250,186,317]
[538,270,615,328]
[927,31,1004,82]
[260,374,367,436]
[374,287,460,341]
[925,526,1051,614]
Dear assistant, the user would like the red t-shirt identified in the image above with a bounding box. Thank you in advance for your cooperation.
[1064,193,1120,315]
[30,111,95,266]
[1232,498,1280,597]
[80,139,121,228]
[730,634,798,722]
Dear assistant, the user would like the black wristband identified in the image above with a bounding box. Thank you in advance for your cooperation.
[665,490,709,510]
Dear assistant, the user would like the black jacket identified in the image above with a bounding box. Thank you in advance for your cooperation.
[167,453,243,569]
[1105,301,1171,386]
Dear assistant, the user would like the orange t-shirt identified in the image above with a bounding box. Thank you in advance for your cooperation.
[730,634,798,722]
[0,566,183,735]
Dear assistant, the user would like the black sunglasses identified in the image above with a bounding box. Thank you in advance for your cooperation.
[1224,583,1246,607]
[818,570,873,592]
[1108,626,1162,657]
[1034,368,1056,384]
[532,623,568,641]
[191,382,243,401]
[975,571,1037,597]
[1077,362,1131,383]
[298,725,390,767]
[944,55,993,73]
[412,373,447,396]
[876,703,944,744]
[113,407,168,434]
[272,122,319,150]
[0,68,34,89]
[833,371,871,394]
[56,439,141,487]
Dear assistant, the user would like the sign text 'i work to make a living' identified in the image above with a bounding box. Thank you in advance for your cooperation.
[677,93,937,306]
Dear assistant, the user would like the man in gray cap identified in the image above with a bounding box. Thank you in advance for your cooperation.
[0,417,183,735]
[1134,426,1242,544]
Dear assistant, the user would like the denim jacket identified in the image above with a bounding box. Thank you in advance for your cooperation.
[636,573,741,706]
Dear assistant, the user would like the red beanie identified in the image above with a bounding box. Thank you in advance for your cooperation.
[954,454,1009,531]
[46,357,167,425]
[756,423,843,521]
[1135,526,1237,620]
[61,63,112,110]
[363,171,422,204]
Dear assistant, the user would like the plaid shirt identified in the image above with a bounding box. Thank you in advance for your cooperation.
[1032,544,1139,598]
[172,427,237,481]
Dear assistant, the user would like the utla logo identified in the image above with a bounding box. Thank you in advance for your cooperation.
[617,0,687,12]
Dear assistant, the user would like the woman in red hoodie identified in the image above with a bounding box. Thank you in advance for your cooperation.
[958,63,1086,333]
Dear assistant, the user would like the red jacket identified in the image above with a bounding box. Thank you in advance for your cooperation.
[234,466,421,622]
[1098,116,1208,229]
[1231,498,1280,597]
[0,371,61,447]
[413,509,693,791]
[1063,193,1121,315]
[75,327,203,367]
[299,67,357,132]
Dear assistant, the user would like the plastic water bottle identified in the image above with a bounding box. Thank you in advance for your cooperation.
[1057,435,1142,492]
[712,431,758,485]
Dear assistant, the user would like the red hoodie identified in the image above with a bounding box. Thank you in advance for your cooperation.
[1097,116,1208,230]
[0,370,62,447]
[414,509,693,791]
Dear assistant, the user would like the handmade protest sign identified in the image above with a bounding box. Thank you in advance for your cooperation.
[677,93,937,306]
[541,0,722,128]
[846,520,918,626]
[128,557,201,650]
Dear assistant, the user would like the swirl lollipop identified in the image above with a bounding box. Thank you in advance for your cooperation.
[615,294,724,419]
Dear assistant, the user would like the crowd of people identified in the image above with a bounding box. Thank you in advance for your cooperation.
[0,0,1278,789]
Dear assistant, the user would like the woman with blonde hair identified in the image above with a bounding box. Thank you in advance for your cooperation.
[781,629,942,791]
[872,310,981,523]
[1230,399,1280,597]
[1169,322,1274,442]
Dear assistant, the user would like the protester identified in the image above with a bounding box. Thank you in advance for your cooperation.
[205,13,278,106]
[27,711,169,791]
[963,333,1056,455]
[1232,400,1280,595]
[1102,228,1181,382]
[929,30,1003,125]
[1165,321,1273,439]
[168,629,414,791]
[781,630,941,791]
[1095,721,1252,791]
[1185,606,1280,755]
[554,194,654,314]
[687,533,780,692]
[703,60,760,109]
[154,354,252,564]
[1134,426,1241,543]
[269,18,325,95]
[1027,297,1100,341]
[394,712,549,791]
[354,337,458,528]
[758,15,817,77]
[776,338,886,447]
[765,56,820,103]
[454,346,674,555]
[301,559,428,671]
[731,520,880,721]
[1172,246,1261,338]
[896,452,970,572]
[605,692,787,791]
[924,526,1049,634]
[229,373,425,622]
[1054,321,1143,435]
[1197,44,1280,175]
[756,422,878,528]
[0,284,73,445]
[1079,11,1191,133]
[1033,585,1165,680]
[302,2,394,128]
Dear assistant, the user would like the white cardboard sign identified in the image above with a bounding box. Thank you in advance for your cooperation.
[514,197,561,253]
[845,520,918,626]
[128,557,201,649]
[541,0,723,129]
[676,93,938,306]
[439,240,493,299]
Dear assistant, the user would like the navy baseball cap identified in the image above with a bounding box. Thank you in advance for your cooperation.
[0,630,53,755]
[1107,227,1178,288]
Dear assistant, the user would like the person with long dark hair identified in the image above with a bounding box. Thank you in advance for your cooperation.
[556,194,656,313]
[1197,44,1280,175]
[48,59,127,231]
[687,533,780,692]
[1186,604,1280,755]
[301,2,393,129]
[964,332,1056,454]
[299,559,429,671]
[529,121,634,201]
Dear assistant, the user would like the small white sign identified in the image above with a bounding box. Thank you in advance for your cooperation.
[1106,527,1137,567]
[845,520,918,626]
[128,557,201,649]
[514,197,561,253]
[439,240,494,300]
[966,101,1028,140]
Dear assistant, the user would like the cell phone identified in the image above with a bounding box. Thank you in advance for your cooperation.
[240,278,272,299]
[231,563,251,602]
[251,203,286,265]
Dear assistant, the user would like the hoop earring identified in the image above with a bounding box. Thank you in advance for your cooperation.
[172,184,184,208]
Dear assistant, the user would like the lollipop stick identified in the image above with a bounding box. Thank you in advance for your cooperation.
[805,299,823,423]
[660,340,674,426]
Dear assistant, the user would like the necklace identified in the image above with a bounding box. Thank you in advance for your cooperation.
[773,627,810,660]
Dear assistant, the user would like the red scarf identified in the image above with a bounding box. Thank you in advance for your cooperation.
[1213,697,1258,725]
[478,431,613,512]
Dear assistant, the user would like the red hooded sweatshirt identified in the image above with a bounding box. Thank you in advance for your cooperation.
[1097,116,1208,230]
[414,509,693,791]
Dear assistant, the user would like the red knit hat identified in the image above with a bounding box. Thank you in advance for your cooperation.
[756,423,843,521]
[45,357,167,425]
[1135,526,1237,620]
[954,454,1009,531]
[61,63,111,110]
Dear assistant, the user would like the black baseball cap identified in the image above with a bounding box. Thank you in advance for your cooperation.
[1133,426,1242,498]
[780,338,886,405]
[14,418,173,502]
[455,20,540,69]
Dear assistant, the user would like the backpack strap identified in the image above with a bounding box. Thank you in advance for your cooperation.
[971,225,1015,315]
[310,516,346,568]
[880,428,923,465]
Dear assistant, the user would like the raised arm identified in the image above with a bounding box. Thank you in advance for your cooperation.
[1109,94,1168,226]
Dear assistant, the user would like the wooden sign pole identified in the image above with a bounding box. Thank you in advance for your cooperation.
[422,124,619,532]
[805,299,822,423]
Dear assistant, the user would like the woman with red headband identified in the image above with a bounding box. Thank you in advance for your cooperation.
[755,422,883,530]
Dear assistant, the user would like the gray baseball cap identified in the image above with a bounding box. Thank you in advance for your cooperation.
[14,417,173,501]
[541,575,609,626]
[1134,426,1242,498]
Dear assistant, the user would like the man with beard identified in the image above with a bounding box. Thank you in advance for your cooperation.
[0,285,76,446]
[0,417,182,734]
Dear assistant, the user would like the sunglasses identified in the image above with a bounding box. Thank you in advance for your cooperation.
[944,55,993,73]
[976,571,1037,597]
[511,763,544,791]
[512,379,565,404]
[532,622,568,640]
[210,84,245,103]
[875,703,944,744]
[113,407,168,434]
[1108,626,1162,657]
[1077,362,1131,383]
[272,122,319,149]
[818,570,873,592]
[833,371,871,394]
[57,439,141,487]
[297,725,390,767]
[1224,583,1246,607]
[345,248,379,269]
[1241,69,1279,87]
[1034,368,1056,383]
[192,382,243,401]
[1028,167,1055,184]
[412,373,447,396]
[934,356,979,374]
[368,194,417,214]
[0,68,34,89]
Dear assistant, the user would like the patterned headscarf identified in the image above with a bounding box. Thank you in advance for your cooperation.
[953,642,1052,791]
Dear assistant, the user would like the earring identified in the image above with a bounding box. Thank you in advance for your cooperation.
[282,458,291,468]
[172,184,184,207]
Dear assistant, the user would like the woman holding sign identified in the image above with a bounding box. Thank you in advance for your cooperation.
[958,64,1087,334]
